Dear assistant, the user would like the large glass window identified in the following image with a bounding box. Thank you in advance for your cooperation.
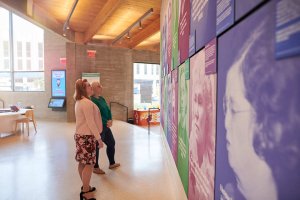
[133,63,160,110]
[0,72,12,91]
[0,8,11,91]
[0,7,44,91]
[14,72,44,91]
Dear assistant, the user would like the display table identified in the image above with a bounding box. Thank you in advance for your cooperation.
[0,109,29,134]
[134,109,160,126]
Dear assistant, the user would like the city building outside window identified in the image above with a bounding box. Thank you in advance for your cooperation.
[133,63,160,110]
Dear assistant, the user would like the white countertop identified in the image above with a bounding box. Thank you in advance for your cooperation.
[0,109,31,116]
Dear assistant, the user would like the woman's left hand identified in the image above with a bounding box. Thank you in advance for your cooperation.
[107,120,113,127]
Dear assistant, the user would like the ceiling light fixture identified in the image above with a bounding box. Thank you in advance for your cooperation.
[139,21,143,30]
[126,32,131,39]
[63,0,79,37]
[112,8,154,45]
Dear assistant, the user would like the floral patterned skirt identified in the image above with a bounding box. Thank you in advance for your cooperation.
[74,134,96,165]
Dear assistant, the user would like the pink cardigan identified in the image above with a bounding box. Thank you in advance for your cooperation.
[75,97,103,140]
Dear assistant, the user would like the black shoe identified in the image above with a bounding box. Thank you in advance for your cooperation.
[80,191,96,200]
[81,186,96,192]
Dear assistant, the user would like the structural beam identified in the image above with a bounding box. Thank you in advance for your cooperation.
[27,0,33,16]
[32,3,75,41]
[128,17,160,48]
[83,0,122,43]
[0,0,27,14]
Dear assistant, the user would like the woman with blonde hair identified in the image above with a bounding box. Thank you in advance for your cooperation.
[74,79,104,200]
[91,81,120,174]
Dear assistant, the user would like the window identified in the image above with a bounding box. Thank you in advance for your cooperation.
[38,42,43,71]
[38,60,43,71]
[17,59,22,70]
[151,65,154,75]
[3,41,9,57]
[0,7,44,91]
[0,72,11,91]
[26,60,31,70]
[3,59,9,70]
[17,41,22,57]
[144,64,147,75]
[26,42,31,57]
[14,72,44,91]
[38,42,43,58]
[156,65,159,75]
[136,64,140,74]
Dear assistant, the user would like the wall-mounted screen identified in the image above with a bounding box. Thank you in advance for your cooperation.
[51,70,66,97]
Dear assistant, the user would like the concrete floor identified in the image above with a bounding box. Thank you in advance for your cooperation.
[0,120,186,200]
[138,124,161,135]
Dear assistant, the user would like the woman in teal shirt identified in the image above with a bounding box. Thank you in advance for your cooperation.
[91,82,120,174]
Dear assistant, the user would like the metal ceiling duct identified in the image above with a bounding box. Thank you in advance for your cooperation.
[63,0,79,36]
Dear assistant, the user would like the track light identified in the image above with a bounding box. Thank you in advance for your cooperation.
[63,0,79,37]
[112,8,154,45]
[126,32,130,39]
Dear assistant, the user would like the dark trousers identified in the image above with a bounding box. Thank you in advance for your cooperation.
[94,126,116,167]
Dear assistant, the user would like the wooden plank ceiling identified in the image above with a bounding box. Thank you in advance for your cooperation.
[33,0,161,51]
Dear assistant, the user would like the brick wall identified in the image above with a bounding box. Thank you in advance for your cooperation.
[66,44,160,122]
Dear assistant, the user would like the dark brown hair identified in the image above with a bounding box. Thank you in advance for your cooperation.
[74,79,89,101]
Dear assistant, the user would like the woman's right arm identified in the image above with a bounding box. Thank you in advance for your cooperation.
[82,101,102,141]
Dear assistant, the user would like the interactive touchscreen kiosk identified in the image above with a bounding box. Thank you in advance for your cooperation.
[49,70,66,111]
[48,98,65,108]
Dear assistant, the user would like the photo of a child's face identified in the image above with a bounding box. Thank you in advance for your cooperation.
[188,50,216,200]
[56,79,61,87]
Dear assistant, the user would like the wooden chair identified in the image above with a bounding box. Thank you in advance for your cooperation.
[15,110,37,136]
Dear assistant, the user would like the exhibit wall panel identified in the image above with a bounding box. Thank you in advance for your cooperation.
[169,68,179,164]
[190,0,216,54]
[172,0,180,68]
[188,49,216,200]
[177,62,190,196]
[215,1,300,199]
[178,0,190,64]
[160,0,300,199]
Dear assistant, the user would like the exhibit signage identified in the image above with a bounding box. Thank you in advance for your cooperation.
[51,70,66,97]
